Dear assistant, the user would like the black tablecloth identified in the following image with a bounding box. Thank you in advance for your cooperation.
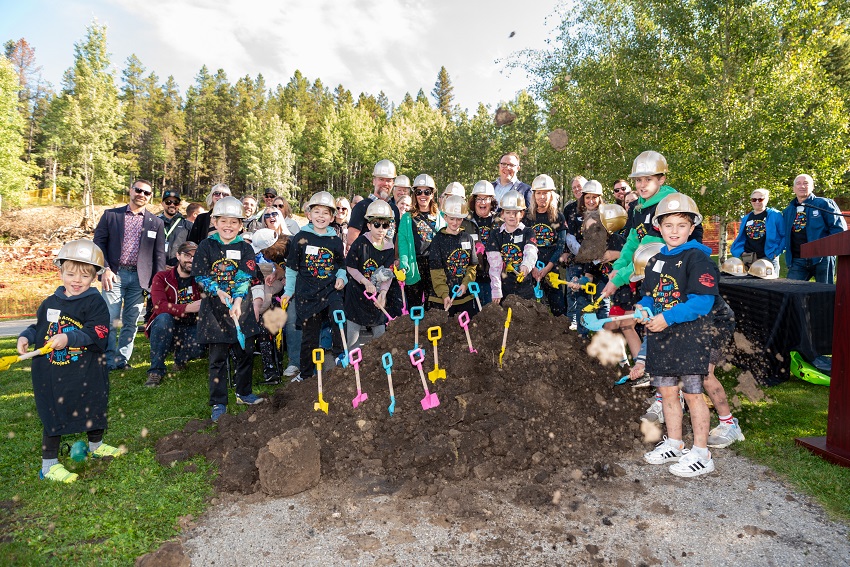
[719,276,835,385]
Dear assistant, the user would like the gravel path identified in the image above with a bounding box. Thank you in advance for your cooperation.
[181,450,850,566]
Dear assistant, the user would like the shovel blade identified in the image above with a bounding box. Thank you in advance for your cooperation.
[0,354,19,372]
[236,329,246,350]
[352,391,369,408]
[428,368,446,383]
[314,395,329,414]
[581,313,605,332]
[388,396,396,416]
[420,393,440,410]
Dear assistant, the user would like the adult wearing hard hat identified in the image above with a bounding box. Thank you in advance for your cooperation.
[729,188,784,272]
[347,159,401,248]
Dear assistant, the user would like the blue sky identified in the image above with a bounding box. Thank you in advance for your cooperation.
[2,0,562,112]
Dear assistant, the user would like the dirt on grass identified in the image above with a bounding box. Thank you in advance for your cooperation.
[156,296,648,497]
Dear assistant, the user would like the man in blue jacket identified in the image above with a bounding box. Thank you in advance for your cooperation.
[783,174,847,283]
[492,152,532,209]
[730,188,785,272]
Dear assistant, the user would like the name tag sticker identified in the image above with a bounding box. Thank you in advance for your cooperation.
[226,250,241,260]
[461,241,471,250]
[305,245,320,256]
[513,235,524,244]
[471,234,478,241]
[652,260,664,273]
[47,309,61,322]
[797,206,805,213]
[147,230,157,238]
[645,214,652,224]
[746,220,754,226]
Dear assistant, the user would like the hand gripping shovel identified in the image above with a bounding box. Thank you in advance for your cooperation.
[382,352,396,416]
[349,348,368,408]
[534,261,545,300]
[427,326,446,383]
[313,349,329,414]
[508,264,526,283]
[458,311,477,353]
[546,272,569,288]
[364,289,396,323]
[445,285,462,311]
[467,281,483,312]
[410,306,425,351]
[498,307,513,369]
[581,304,652,332]
[224,297,246,350]
[410,348,439,410]
[332,309,350,368]
[0,343,53,372]
[393,265,409,315]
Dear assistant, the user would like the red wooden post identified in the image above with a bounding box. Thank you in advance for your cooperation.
[796,231,850,467]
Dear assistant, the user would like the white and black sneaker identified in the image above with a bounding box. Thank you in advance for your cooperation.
[669,448,715,478]
[643,436,684,464]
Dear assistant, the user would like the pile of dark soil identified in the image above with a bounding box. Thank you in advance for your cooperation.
[156,296,650,494]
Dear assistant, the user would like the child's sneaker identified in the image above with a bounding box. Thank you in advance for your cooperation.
[283,365,300,377]
[569,316,578,331]
[708,418,745,448]
[289,373,303,384]
[640,399,665,423]
[40,463,79,483]
[669,448,715,477]
[90,443,124,458]
[631,373,651,388]
[643,437,684,464]
[236,393,264,405]
[211,404,226,422]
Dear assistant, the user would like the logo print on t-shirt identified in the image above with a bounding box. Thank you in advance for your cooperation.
[478,225,492,243]
[414,217,436,244]
[746,219,766,240]
[652,275,681,313]
[532,223,555,247]
[793,210,807,233]
[362,258,379,280]
[446,248,471,278]
[501,243,523,274]
[45,315,86,366]
[305,247,336,278]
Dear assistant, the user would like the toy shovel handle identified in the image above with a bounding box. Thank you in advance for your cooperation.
[410,306,424,321]
[427,326,441,341]
[409,348,425,366]
[585,282,597,295]
[312,348,324,365]
[333,309,346,325]
[382,352,393,372]
[363,289,377,301]
[451,284,461,299]
[536,260,546,270]
[458,311,470,327]
[467,281,480,295]
[349,347,362,366]
[504,307,512,328]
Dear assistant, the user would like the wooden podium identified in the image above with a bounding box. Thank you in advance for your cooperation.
[796,230,850,467]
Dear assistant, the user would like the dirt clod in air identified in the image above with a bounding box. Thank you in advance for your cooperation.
[548,128,568,151]
[495,107,516,126]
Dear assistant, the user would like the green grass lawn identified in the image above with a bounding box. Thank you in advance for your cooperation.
[0,335,848,565]
[0,334,282,566]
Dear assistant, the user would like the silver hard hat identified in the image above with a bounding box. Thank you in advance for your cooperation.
[413,174,436,190]
[444,182,465,198]
[500,190,526,211]
[442,195,469,218]
[250,228,279,254]
[652,193,703,228]
[393,175,411,188]
[54,239,106,274]
[471,180,495,197]
[629,151,668,178]
[305,191,337,212]
[581,180,604,196]
[365,200,394,219]
[372,159,397,179]
[212,196,246,219]
[531,174,557,191]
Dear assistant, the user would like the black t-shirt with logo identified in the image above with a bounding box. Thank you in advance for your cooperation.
[790,205,808,257]
[743,210,768,258]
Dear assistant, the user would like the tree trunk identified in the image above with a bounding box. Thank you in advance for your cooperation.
[717,216,729,262]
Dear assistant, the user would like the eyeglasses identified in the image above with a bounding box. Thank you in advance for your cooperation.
[751,198,764,203]
[133,187,152,196]
[212,191,228,197]
[370,221,392,229]
[499,162,518,168]
[337,207,348,212]
[613,187,628,193]
[415,188,433,196]
[263,212,280,219]
[264,194,275,198]
[163,199,179,206]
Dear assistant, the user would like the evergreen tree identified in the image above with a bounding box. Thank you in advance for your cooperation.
[431,66,454,116]
[0,56,37,206]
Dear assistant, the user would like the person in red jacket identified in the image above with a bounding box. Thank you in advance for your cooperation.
[144,241,204,387]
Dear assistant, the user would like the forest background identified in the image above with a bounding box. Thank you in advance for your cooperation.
[2,0,850,258]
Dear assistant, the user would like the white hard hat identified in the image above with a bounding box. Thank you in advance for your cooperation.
[251,228,279,254]
[444,182,465,198]
[373,159,397,178]
[212,196,246,219]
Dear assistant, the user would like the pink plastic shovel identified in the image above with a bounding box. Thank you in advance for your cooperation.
[349,348,368,408]
[458,311,477,353]
[410,348,439,410]
[363,289,396,322]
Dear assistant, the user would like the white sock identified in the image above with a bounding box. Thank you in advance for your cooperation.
[42,458,59,475]
[89,441,102,453]
[668,438,684,450]
[692,446,710,458]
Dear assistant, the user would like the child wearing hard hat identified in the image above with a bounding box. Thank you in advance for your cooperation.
[429,195,479,315]
[486,189,539,303]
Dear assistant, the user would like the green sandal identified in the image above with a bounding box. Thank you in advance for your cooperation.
[90,444,124,458]
[40,463,79,483]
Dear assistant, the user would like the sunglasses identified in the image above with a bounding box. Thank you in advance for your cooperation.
[264,194,275,198]
[415,188,433,196]
[212,191,228,197]
[163,199,180,206]
[133,187,152,196]
[337,207,348,212]
[273,203,285,208]
[613,187,628,193]
[751,198,764,202]
[370,221,392,229]
[263,212,280,219]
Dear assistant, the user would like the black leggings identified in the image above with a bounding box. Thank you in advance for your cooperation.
[42,429,104,459]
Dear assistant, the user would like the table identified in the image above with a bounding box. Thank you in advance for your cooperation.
[719,276,835,386]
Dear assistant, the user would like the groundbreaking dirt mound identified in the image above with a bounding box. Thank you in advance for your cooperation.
[156,296,649,495]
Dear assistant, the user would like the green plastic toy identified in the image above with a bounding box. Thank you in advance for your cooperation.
[789,351,830,386]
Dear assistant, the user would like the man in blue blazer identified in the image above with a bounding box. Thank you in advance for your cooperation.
[730,188,785,272]
[782,174,847,283]
[492,152,532,209]
[93,179,166,370]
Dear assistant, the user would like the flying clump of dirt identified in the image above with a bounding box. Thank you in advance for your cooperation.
[156,296,650,494]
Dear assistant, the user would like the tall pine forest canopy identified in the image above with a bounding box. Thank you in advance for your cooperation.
[2,0,850,230]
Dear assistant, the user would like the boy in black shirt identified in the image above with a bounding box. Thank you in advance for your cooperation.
[429,195,479,315]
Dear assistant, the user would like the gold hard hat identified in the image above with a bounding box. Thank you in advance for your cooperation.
[630,242,665,282]
[652,193,702,228]
[54,239,106,274]
[372,159,397,178]
[748,258,778,279]
[720,257,747,276]
[442,195,469,218]
[500,190,526,211]
[629,151,668,178]
[531,174,557,191]
[599,203,628,233]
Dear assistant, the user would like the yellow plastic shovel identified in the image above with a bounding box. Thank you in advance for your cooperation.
[0,343,53,372]
[427,326,446,383]
[498,308,512,369]
[312,348,328,414]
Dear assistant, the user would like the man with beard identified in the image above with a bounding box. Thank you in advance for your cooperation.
[347,159,401,248]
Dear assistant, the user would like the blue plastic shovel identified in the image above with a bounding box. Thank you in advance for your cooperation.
[382,352,396,415]
[224,297,246,350]
[410,306,425,352]
[467,281,483,311]
[332,309,349,368]
[534,261,545,300]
